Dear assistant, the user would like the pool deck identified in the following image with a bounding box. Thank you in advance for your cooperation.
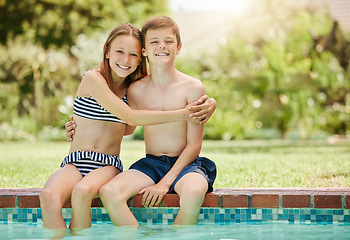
[0,188,349,209]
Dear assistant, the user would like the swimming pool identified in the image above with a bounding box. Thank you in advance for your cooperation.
[1,220,349,239]
[1,207,349,239]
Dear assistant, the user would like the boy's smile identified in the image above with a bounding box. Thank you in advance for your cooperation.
[143,28,181,63]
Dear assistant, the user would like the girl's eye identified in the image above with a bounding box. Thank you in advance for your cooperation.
[150,41,158,44]
[131,54,138,57]
[116,50,123,54]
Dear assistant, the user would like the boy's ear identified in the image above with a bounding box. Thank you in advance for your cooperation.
[142,48,147,57]
[176,42,182,55]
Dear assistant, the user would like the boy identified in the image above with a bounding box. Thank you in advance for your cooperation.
[98,16,217,225]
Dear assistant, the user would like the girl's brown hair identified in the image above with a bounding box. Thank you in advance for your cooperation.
[99,23,147,92]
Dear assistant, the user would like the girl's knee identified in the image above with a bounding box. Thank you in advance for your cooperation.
[99,182,129,204]
[99,183,114,200]
[40,189,61,207]
[71,183,94,200]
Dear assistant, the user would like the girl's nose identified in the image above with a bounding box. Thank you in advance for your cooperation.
[124,55,131,63]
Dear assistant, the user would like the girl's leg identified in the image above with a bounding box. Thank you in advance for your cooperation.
[173,172,208,225]
[99,169,154,226]
[40,164,82,229]
[69,165,120,231]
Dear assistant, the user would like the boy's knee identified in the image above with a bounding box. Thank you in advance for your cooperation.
[184,185,206,198]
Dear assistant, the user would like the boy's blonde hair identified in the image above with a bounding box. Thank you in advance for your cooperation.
[141,16,181,47]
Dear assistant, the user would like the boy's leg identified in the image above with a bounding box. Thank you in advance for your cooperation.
[40,164,82,229]
[173,172,208,225]
[69,165,121,230]
[99,169,155,226]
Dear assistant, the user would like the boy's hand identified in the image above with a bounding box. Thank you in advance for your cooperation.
[139,183,169,207]
[65,115,76,142]
[187,95,217,124]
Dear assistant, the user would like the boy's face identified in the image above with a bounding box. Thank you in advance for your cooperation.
[142,27,182,65]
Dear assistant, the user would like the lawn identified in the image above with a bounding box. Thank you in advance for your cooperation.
[0,139,349,188]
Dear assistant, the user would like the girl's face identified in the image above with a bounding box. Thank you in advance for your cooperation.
[106,35,142,79]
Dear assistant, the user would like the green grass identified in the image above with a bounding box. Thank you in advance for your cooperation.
[0,140,349,188]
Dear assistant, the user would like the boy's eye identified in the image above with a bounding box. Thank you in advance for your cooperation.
[150,41,158,44]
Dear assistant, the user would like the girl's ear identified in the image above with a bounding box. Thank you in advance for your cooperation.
[106,52,110,59]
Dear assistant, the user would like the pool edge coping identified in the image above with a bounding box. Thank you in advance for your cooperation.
[0,187,349,209]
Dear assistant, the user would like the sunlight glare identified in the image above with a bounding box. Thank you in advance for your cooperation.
[170,0,252,16]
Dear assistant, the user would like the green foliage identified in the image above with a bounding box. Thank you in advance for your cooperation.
[0,0,168,49]
[1,0,349,140]
[176,9,350,140]
[0,0,168,139]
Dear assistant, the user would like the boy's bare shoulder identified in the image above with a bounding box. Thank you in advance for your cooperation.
[177,71,205,101]
[127,75,151,97]
[178,71,205,90]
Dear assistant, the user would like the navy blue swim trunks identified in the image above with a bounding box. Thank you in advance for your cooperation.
[129,154,216,193]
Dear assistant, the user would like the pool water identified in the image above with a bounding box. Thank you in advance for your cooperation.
[1,221,349,240]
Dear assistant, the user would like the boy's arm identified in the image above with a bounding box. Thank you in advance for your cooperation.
[124,125,137,136]
[123,87,139,136]
[139,82,205,207]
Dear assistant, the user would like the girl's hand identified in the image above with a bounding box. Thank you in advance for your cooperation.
[187,95,217,124]
[65,115,76,142]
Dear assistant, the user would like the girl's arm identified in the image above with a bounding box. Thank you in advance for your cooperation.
[80,71,191,126]
[187,95,217,124]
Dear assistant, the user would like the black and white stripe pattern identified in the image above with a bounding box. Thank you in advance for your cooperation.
[60,151,123,176]
[71,159,107,176]
[73,96,128,124]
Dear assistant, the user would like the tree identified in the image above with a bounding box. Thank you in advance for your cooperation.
[0,0,168,49]
[0,0,168,135]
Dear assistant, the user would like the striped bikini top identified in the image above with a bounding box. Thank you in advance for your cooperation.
[73,95,128,124]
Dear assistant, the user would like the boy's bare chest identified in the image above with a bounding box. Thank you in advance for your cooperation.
[136,86,188,111]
